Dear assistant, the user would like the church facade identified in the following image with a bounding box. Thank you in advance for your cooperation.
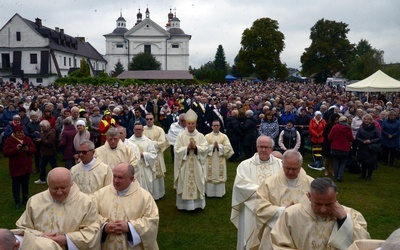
[104,8,191,74]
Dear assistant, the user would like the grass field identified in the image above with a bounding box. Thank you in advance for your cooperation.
[0,150,399,249]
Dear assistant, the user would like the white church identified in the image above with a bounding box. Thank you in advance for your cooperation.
[104,8,191,75]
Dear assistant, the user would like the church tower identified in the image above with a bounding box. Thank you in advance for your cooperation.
[135,8,142,25]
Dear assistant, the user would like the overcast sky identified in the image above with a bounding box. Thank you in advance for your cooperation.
[1,0,399,70]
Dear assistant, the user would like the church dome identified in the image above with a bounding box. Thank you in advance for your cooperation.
[169,28,185,35]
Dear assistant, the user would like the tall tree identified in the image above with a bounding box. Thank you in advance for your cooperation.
[236,18,287,80]
[112,61,125,77]
[213,45,227,81]
[70,58,90,77]
[128,52,161,70]
[346,39,384,80]
[301,18,354,83]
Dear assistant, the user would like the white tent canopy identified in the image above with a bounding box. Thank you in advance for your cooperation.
[346,70,400,92]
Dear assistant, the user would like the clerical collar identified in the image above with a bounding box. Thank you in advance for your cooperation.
[82,158,96,171]
[117,182,133,196]
[256,154,273,164]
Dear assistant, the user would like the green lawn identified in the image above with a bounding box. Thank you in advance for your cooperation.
[1,150,399,249]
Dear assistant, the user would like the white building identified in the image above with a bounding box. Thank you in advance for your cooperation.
[104,8,191,74]
[0,13,106,86]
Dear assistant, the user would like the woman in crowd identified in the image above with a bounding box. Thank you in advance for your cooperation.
[241,109,258,159]
[356,114,381,181]
[328,116,354,182]
[321,113,340,176]
[3,125,36,208]
[259,110,279,143]
[34,120,58,184]
[381,111,400,166]
[225,109,242,162]
[59,117,77,169]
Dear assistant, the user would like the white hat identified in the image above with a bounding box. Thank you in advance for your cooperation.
[76,120,86,127]
[315,111,322,116]
[185,109,198,122]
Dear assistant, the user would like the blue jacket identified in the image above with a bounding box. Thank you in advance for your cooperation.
[382,118,400,148]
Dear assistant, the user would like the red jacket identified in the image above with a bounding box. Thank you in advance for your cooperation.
[328,123,354,152]
[309,118,326,144]
[3,135,36,177]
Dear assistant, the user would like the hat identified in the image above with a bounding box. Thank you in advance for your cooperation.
[104,110,111,115]
[13,114,21,119]
[315,111,322,116]
[387,101,393,105]
[76,120,86,127]
[184,109,198,122]
[13,125,24,133]
[79,108,86,114]
[339,116,348,123]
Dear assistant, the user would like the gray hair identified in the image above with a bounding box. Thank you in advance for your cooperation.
[245,110,254,117]
[39,120,51,129]
[282,149,303,165]
[256,135,275,148]
[0,228,16,249]
[63,116,72,125]
[79,140,95,150]
[310,177,338,194]
[106,127,119,137]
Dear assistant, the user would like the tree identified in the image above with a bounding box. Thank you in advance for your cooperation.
[69,58,90,77]
[112,61,125,77]
[236,18,287,80]
[128,52,161,70]
[346,39,384,80]
[213,45,227,81]
[301,19,354,83]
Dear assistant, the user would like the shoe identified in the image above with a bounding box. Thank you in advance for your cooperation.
[34,179,46,184]
[307,163,325,171]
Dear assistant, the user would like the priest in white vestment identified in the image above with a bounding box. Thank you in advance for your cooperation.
[144,113,170,200]
[16,167,100,249]
[94,127,140,183]
[253,149,314,250]
[166,113,186,162]
[126,123,157,194]
[271,177,370,250]
[93,162,159,250]
[204,120,234,197]
[70,140,112,194]
[174,109,208,210]
[231,135,282,250]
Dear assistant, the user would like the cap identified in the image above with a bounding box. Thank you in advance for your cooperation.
[184,109,198,122]
[13,125,24,133]
[315,111,322,116]
[76,120,86,127]
[104,110,111,115]
[79,108,86,114]
[13,114,21,119]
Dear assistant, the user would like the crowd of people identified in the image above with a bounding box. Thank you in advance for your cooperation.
[0,79,399,249]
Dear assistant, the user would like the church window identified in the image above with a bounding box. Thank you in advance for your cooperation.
[16,32,21,41]
[30,54,38,64]
[144,45,151,54]
[172,44,179,48]
[116,43,123,48]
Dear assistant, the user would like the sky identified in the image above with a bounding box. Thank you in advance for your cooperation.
[1,0,399,70]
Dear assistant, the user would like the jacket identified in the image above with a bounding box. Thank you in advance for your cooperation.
[39,128,57,156]
[3,135,36,177]
[59,124,78,160]
[328,123,354,152]
[381,118,400,148]
[309,118,326,144]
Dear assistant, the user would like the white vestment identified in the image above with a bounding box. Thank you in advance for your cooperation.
[126,135,157,194]
[144,125,170,200]
[271,195,370,250]
[93,181,159,250]
[204,131,234,197]
[70,158,113,194]
[94,140,141,184]
[230,153,282,250]
[16,183,100,250]
[255,168,314,250]
[174,128,208,210]
[166,122,185,145]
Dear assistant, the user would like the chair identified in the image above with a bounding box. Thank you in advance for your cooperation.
[311,145,323,163]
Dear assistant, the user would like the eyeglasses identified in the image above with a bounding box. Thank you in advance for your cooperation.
[146,118,153,121]
[77,149,93,155]
[257,146,273,150]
